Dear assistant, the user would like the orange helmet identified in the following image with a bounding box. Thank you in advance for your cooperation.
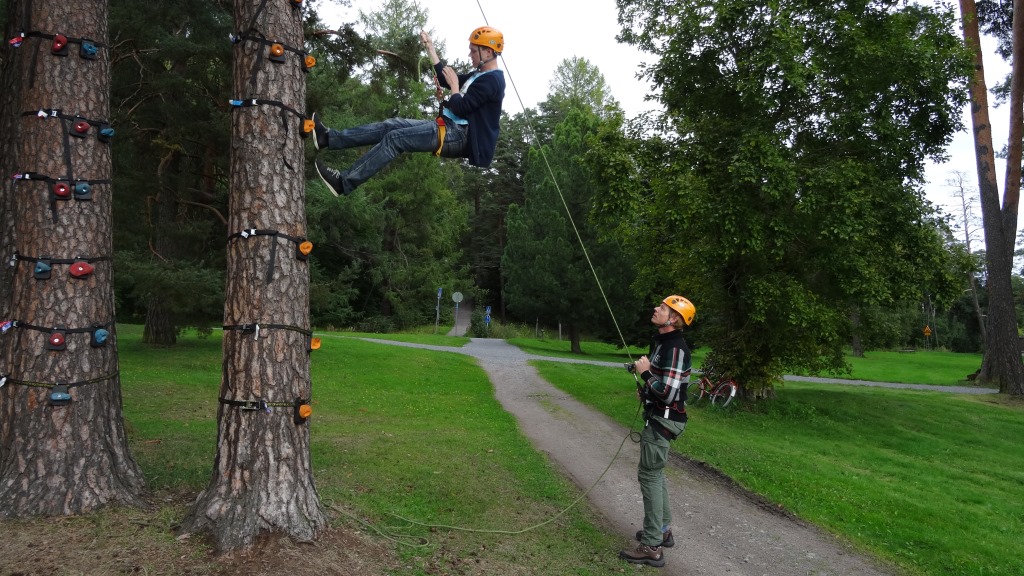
[469,26,503,54]
[663,295,696,326]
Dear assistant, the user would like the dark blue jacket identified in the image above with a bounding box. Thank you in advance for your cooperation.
[435,63,505,168]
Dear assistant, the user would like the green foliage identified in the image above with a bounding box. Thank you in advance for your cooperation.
[113,251,223,328]
[109,0,234,336]
[503,99,642,351]
[603,0,972,395]
[460,111,530,306]
[467,305,489,337]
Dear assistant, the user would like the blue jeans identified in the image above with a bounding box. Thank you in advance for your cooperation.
[327,117,467,194]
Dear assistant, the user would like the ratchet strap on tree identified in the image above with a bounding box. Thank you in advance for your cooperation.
[3,320,113,351]
[12,173,109,223]
[227,228,313,284]
[222,322,320,352]
[11,253,110,279]
[218,395,312,425]
[22,109,115,142]
[0,371,119,407]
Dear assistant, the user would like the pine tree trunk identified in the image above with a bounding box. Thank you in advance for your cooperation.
[569,324,582,354]
[142,297,177,346]
[180,0,326,550]
[959,0,1024,395]
[142,153,181,346]
[0,0,145,516]
[849,307,864,357]
[0,2,23,321]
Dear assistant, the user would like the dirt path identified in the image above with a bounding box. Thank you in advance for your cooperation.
[356,337,908,575]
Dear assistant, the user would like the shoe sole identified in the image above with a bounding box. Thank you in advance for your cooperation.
[315,161,342,197]
[312,112,325,151]
[620,556,665,568]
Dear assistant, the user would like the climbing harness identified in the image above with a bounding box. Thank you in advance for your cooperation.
[431,68,494,157]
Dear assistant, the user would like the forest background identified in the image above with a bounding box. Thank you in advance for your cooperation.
[3,0,1021,363]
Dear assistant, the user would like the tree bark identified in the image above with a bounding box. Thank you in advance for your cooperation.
[142,297,176,346]
[849,307,864,357]
[0,0,146,516]
[569,323,582,354]
[0,2,24,321]
[180,0,326,550]
[959,0,1024,394]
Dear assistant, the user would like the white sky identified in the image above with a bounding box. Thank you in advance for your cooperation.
[324,0,1019,239]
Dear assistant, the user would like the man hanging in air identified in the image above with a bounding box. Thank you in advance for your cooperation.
[312,26,506,197]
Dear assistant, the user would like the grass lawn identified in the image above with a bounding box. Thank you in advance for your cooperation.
[0,325,624,576]
[832,349,986,386]
[1,327,1011,576]
[534,360,1024,576]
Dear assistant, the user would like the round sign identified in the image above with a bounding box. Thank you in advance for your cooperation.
[452,291,464,303]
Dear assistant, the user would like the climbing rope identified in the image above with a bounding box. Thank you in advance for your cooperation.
[333,0,647,544]
[475,1,637,364]
[385,408,641,537]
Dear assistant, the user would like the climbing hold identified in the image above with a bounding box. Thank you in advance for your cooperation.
[70,120,90,138]
[302,119,315,135]
[97,125,115,143]
[80,40,98,59]
[294,398,312,424]
[309,337,321,351]
[298,240,313,257]
[53,181,71,198]
[51,34,69,55]
[269,43,286,63]
[74,181,92,200]
[34,260,52,280]
[91,327,109,347]
[49,384,71,406]
[46,331,66,351]
[303,54,316,71]
[69,261,94,278]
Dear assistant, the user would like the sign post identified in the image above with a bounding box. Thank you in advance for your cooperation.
[452,291,464,334]
[434,287,442,333]
[485,305,492,335]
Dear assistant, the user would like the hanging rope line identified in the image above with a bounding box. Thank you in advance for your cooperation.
[474,0,635,363]
[385,409,640,537]
[336,1,645,544]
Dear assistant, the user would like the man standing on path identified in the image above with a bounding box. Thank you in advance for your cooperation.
[620,295,695,568]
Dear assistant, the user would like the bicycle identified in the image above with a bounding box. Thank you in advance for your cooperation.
[686,374,738,407]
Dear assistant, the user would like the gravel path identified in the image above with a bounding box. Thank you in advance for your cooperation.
[348,336,982,575]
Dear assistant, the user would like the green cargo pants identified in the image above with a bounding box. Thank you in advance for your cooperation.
[638,418,686,546]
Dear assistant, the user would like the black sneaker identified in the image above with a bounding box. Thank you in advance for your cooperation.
[635,528,674,548]
[619,544,665,567]
[315,159,346,197]
[312,112,329,151]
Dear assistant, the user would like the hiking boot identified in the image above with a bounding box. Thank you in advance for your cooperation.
[619,544,665,567]
[635,529,674,548]
[311,112,329,151]
[315,159,347,197]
